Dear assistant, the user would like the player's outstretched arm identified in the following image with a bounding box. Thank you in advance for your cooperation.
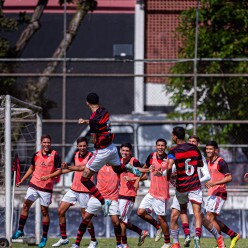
[167,158,174,181]
[16,165,35,187]
[78,118,89,125]
[40,168,62,181]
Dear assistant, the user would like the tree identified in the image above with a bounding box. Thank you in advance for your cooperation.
[166,0,248,145]
[0,0,97,118]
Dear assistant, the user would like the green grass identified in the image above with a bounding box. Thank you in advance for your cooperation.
[11,237,248,248]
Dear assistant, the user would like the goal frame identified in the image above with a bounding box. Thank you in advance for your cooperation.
[1,95,42,244]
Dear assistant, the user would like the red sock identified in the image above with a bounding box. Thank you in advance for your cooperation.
[60,223,67,239]
[81,178,104,205]
[182,223,190,236]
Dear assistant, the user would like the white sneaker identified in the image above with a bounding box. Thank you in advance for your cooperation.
[52,238,69,247]
[87,240,98,248]
[161,243,171,248]
[71,244,79,248]
[184,235,191,247]
[155,228,163,242]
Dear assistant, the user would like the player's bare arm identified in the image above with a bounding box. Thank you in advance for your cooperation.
[16,165,35,187]
[205,174,232,189]
[78,118,89,125]
[166,158,174,181]
[40,168,62,181]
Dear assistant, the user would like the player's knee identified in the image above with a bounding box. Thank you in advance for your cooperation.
[206,212,214,222]
[170,214,179,224]
[58,208,66,217]
[137,208,145,217]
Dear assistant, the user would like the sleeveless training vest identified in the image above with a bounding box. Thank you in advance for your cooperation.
[208,157,227,196]
[119,157,138,197]
[71,151,92,193]
[149,152,170,200]
[30,150,56,191]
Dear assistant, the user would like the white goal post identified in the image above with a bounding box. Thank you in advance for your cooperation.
[0,95,42,244]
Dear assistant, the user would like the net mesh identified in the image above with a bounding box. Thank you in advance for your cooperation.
[0,95,39,231]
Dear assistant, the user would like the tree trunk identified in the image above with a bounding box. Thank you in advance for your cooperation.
[15,0,48,55]
[37,0,97,90]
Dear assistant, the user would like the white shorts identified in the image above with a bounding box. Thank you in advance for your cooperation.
[205,195,225,215]
[62,189,90,208]
[25,187,52,207]
[118,199,134,224]
[171,195,205,214]
[86,198,120,216]
[86,143,120,172]
[139,193,167,216]
[176,189,203,205]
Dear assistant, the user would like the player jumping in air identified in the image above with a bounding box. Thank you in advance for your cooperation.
[78,93,141,215]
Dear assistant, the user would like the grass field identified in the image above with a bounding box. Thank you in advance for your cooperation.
[11,237,248,248]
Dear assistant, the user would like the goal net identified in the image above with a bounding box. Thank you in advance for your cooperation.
[0,95,42,243]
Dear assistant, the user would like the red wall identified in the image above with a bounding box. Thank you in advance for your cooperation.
[4,0,135,13]
[145,0,196,83]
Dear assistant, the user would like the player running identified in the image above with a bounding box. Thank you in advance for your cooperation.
[78,93,141,214]
[166,127,203,248]
[12,134,62,248]
[52,137,97,248]
[118,143,148,248]
[70,164,123,248]
[205,141,240,248]
[137,139,171,248]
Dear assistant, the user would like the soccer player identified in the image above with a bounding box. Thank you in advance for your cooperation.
[205,141,240,248]
[78,93,141,214]
[167,127,203,248]
[168,135,226,248]
[118,143,148,248]
[70,164,123,248]
[12,134,62,248]
[137,139,171,248]
[52,137,97,248]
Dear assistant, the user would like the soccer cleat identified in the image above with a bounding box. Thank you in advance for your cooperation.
[122,244,129,248]
[71,244,79,248]
[38,237,47,248]
[52,238,69,247]
[193,236,200,248]
[171,243,181,248]
[87,240,98,248]
[138,230,149,246]
[230,233,240,248]
[125,163,142,177]
[102,199,112,217]
[161,243,171,248]
[12,230,24,239]
[216,235,225,248]
[184,235,191,247]
[116,244,123,248]
[155,228,163,242]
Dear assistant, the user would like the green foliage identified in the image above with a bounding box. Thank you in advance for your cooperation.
[166,0,248,144]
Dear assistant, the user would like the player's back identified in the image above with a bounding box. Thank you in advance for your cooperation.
[170,143,202,192]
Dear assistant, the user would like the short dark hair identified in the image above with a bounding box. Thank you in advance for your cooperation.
[86,92,99,104]
[156,138,167,146]
[41,134,51,141]
[172,126,185,140]
[120,142,132,151]
[206,140,218,149]
[188,134,200,143]
[77,136,88,144]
